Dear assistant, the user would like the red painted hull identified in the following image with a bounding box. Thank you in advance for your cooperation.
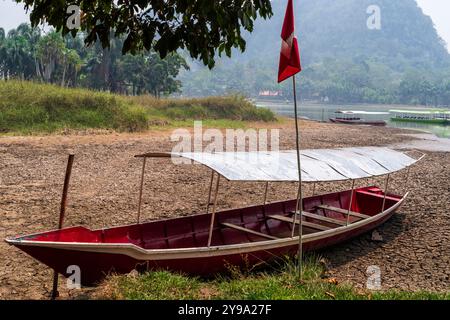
[330,119,387,126]
[6,186,404,285]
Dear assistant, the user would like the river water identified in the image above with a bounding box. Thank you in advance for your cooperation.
[256,100,450,139]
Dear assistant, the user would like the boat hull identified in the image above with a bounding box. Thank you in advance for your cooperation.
[391,117,449,125]
[6,187,405,285]
[330,118,387,126]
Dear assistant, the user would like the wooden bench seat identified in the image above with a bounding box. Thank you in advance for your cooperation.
[289,211,347,226]
[268,215,331,231]
[221,222,279,240]
[316,204,371,219]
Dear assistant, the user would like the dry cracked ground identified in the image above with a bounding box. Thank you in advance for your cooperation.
[0,121,449,299]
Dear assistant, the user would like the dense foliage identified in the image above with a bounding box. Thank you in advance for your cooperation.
[0,24,188,96]
[16,0,273,68]
[3,0,450,105]
[179,0,450,106]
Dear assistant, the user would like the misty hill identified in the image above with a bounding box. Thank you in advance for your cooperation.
[240,0,448,69]
[179,0,450,105]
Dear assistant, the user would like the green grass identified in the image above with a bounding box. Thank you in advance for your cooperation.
[131,95,276,122]
[0,81,148,134]
[0,81,275,135]
[99,255,449,300]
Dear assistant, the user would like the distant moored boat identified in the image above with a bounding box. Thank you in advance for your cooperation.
[390,109,450,124]
[330,110,388,126]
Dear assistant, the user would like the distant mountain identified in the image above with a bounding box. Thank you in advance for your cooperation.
[241,0,449,69]
[179,0,450,105]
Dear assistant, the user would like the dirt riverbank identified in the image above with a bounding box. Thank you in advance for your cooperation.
[0,120,448,299]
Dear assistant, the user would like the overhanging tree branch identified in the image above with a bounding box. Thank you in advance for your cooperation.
[17,0,273,68]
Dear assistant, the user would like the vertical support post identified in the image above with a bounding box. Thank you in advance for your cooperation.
[205,170,215,215]
[137,157,147,224]
[291,183,301,237]
[51,154,75,300]
[404,167,411,195]
[346,180,355,226]
[292,75,304,278]
[312,182,316,196]
[381,174,391,212]
[207,174,221,247]
[263,182,269,205]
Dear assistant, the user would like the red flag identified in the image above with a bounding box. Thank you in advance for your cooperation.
[278,0,301,83]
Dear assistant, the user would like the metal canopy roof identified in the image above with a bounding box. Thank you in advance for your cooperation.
[136,147,420,183]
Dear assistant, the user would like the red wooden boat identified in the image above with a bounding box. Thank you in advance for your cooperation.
[6,147,423,286]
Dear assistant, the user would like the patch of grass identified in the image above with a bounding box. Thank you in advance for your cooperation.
[130,94,276,122]
[0,81,276,135]
[0,81,148,134]
[104,271,205,300]
[98,255,450,300]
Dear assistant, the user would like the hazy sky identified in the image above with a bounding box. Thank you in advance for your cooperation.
[0,0,449,51]
[416,0,450,51]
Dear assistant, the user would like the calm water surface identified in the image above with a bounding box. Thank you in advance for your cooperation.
[256,100,450,139]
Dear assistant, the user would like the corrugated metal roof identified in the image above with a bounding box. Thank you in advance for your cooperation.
[137,147,419,182]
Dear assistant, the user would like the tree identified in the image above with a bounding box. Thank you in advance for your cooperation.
[117,51,189,96]
[0,28,6,79]
[17,0,273,68]
[59,48,82,87]
[2,32,34,80]
[36,32,65,83]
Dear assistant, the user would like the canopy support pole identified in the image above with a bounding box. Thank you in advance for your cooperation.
[346,180,355,226]
[263,182,269,205]
[381,174,390,212]
[291,183,301,238]
[51,154,74,300]
[404,167,411,195]
[137,157,147,224]
[205,170,215,214]
[292,75,304,278]
[207,174,221,247]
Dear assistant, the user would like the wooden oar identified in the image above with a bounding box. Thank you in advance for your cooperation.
[51,154,75,300]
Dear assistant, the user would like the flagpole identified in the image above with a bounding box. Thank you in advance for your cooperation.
[292,75,303,279]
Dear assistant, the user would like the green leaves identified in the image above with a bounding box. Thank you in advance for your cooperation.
[15,0,272,69]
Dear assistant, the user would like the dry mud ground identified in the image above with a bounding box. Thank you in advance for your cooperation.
[0,121,449,299]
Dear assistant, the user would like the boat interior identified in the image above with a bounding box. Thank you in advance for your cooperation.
[20,186,402,249]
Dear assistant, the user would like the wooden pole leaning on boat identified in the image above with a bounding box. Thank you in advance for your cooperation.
[263,182,269,205]
[51,154,75,300]
[207,174,221,247]
[381,174,391,213]
[205,170,215,215]
[291,183,301,238]
[346,180,355,226]
[137,157,147,224]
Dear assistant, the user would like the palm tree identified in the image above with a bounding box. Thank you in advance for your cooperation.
[36,31,65,83]
[0,28,6,79]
